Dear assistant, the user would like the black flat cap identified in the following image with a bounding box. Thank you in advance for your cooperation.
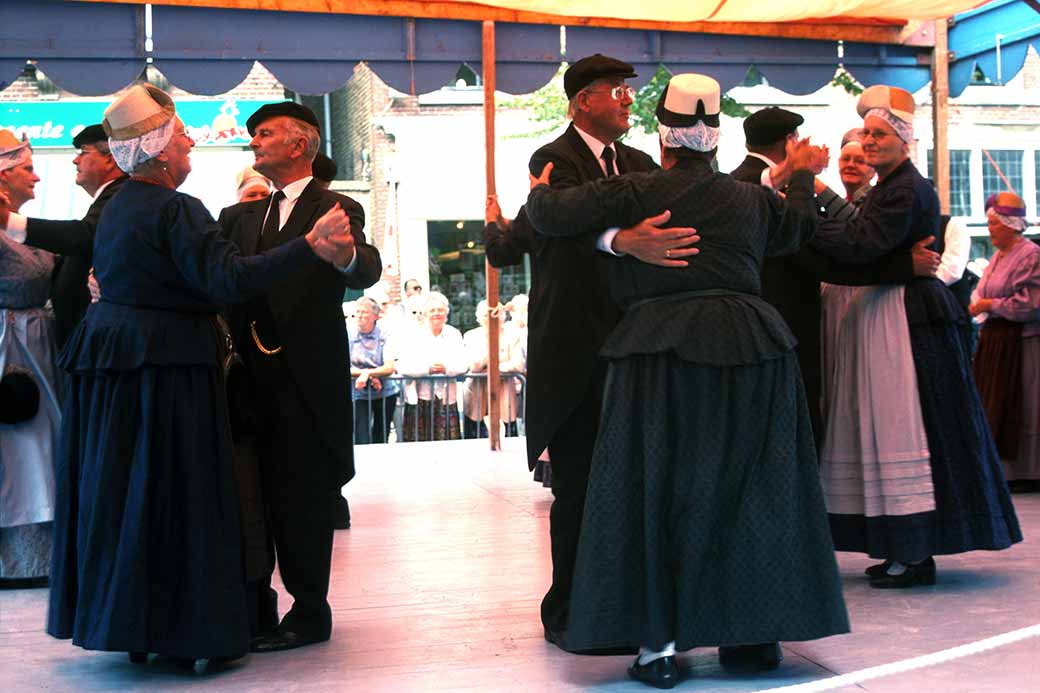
[246,101,321,136]
[72,124,108,149]
[743,107,804,147]
[312,152,338,183]
[0,371,40,424]
[564,54,637,99]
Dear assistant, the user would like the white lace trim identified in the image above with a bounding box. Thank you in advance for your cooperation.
[108,118,176,173]
[658,122,719,152]
[0,142,31,172]
[989,208,1028,232]
[864,108,913,143]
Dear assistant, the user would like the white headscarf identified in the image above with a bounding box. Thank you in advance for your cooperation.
[0,135,31,173]
[108,117,177,174]
[659,121,720,153]
[864,108,913,143]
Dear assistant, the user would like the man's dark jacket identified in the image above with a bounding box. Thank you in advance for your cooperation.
[217,180,381,484]
[22,176,127,348]
[505,124,656,468]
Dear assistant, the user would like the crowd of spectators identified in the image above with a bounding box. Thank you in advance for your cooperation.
[344,280,528,443]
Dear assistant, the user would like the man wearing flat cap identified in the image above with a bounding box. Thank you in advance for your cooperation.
[731,107,935,447]
[219,101,381,651]
[483,53,700,648]
[0,124,126,348]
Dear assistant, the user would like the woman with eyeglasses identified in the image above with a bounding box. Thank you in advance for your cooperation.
[804,86,1020,589]
[44,84,355,666]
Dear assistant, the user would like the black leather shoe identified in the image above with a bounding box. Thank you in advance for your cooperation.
[865,560,892,578]
[719,642,783,672]
[628,655,680,689]
[250,629,327,653]
[544,627,563,646]
[870,557,936,589]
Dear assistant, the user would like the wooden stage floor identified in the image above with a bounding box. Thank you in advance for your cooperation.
[1,437,1037,691]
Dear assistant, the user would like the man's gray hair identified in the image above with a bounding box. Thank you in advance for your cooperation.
[285,118,320,162]
[356,296,382,316]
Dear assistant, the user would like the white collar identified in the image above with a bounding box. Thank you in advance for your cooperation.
[92,177,118,201]
[745,152,777,168]
[275,175,313,203]
[573,124,616,162]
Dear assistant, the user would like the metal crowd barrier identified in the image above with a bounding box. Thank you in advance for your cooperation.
[350,373,526,444]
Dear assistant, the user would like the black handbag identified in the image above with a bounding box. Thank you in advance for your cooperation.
[0,367,40,424]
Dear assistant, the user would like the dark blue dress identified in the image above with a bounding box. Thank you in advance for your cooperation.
[47,181,319,659]
[526,161,849,652]
[809,159,1022,561]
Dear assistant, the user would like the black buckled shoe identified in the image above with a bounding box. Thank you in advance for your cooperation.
[869,557,936,589]
[628,655,680,689]
[719,642,783,672]
[865,560,892,578]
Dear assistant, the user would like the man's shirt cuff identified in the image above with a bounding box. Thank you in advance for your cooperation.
[4,213,27,242]
[597,228,623,256]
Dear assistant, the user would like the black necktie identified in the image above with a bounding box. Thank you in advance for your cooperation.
[259,190,285,251]
[601,147,616,177]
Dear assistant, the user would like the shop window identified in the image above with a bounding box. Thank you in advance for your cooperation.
[426,220,530,333]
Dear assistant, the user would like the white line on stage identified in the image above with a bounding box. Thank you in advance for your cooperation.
[756,623,1040,693]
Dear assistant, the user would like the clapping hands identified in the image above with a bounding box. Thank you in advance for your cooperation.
[306,203,356,267]
[786,137,829,175]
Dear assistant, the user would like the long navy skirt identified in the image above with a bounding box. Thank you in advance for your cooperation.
[47,364,250,659]
[830,279,1022,560]
[564,352,849,653]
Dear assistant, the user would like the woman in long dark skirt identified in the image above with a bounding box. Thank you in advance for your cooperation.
[525,74,849,689]
[804,85,1021,588]
[45,84,353,666]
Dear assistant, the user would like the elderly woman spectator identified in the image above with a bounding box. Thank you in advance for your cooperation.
[837,129,874,206]
[971,192,1040,492]
[0,131,60,589]
[349,296,398,444]
[462,300,525,439]
[40,84,354,665]
[235,165,272,203]
[396,291,467,441]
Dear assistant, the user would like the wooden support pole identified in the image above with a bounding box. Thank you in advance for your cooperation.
[931,18,951,215]
[483,20,502,451]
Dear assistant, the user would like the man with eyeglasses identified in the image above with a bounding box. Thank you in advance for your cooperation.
[730,108,938,453]
[0,124,126,348]
[483,54,701,652]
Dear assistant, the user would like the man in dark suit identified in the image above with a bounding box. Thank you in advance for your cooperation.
[484,55,698,647]
[732,108,938,447]
[0,124,126,348]
[219,102,381,652]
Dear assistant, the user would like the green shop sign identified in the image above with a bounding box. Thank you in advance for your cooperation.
[0,99,273,148]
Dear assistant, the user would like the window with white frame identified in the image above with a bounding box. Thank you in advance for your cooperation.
[982,149,1024,204]
[928,149,972,217]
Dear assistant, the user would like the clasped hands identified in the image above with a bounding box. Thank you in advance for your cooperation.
[355,369,383,391]
[968,298,993,317]
[769,138,830,191]
[306,203,355,267]
[529,161,700,267]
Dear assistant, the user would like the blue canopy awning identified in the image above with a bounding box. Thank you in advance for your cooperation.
[949,0,1040,96]
[1,0,935,97]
